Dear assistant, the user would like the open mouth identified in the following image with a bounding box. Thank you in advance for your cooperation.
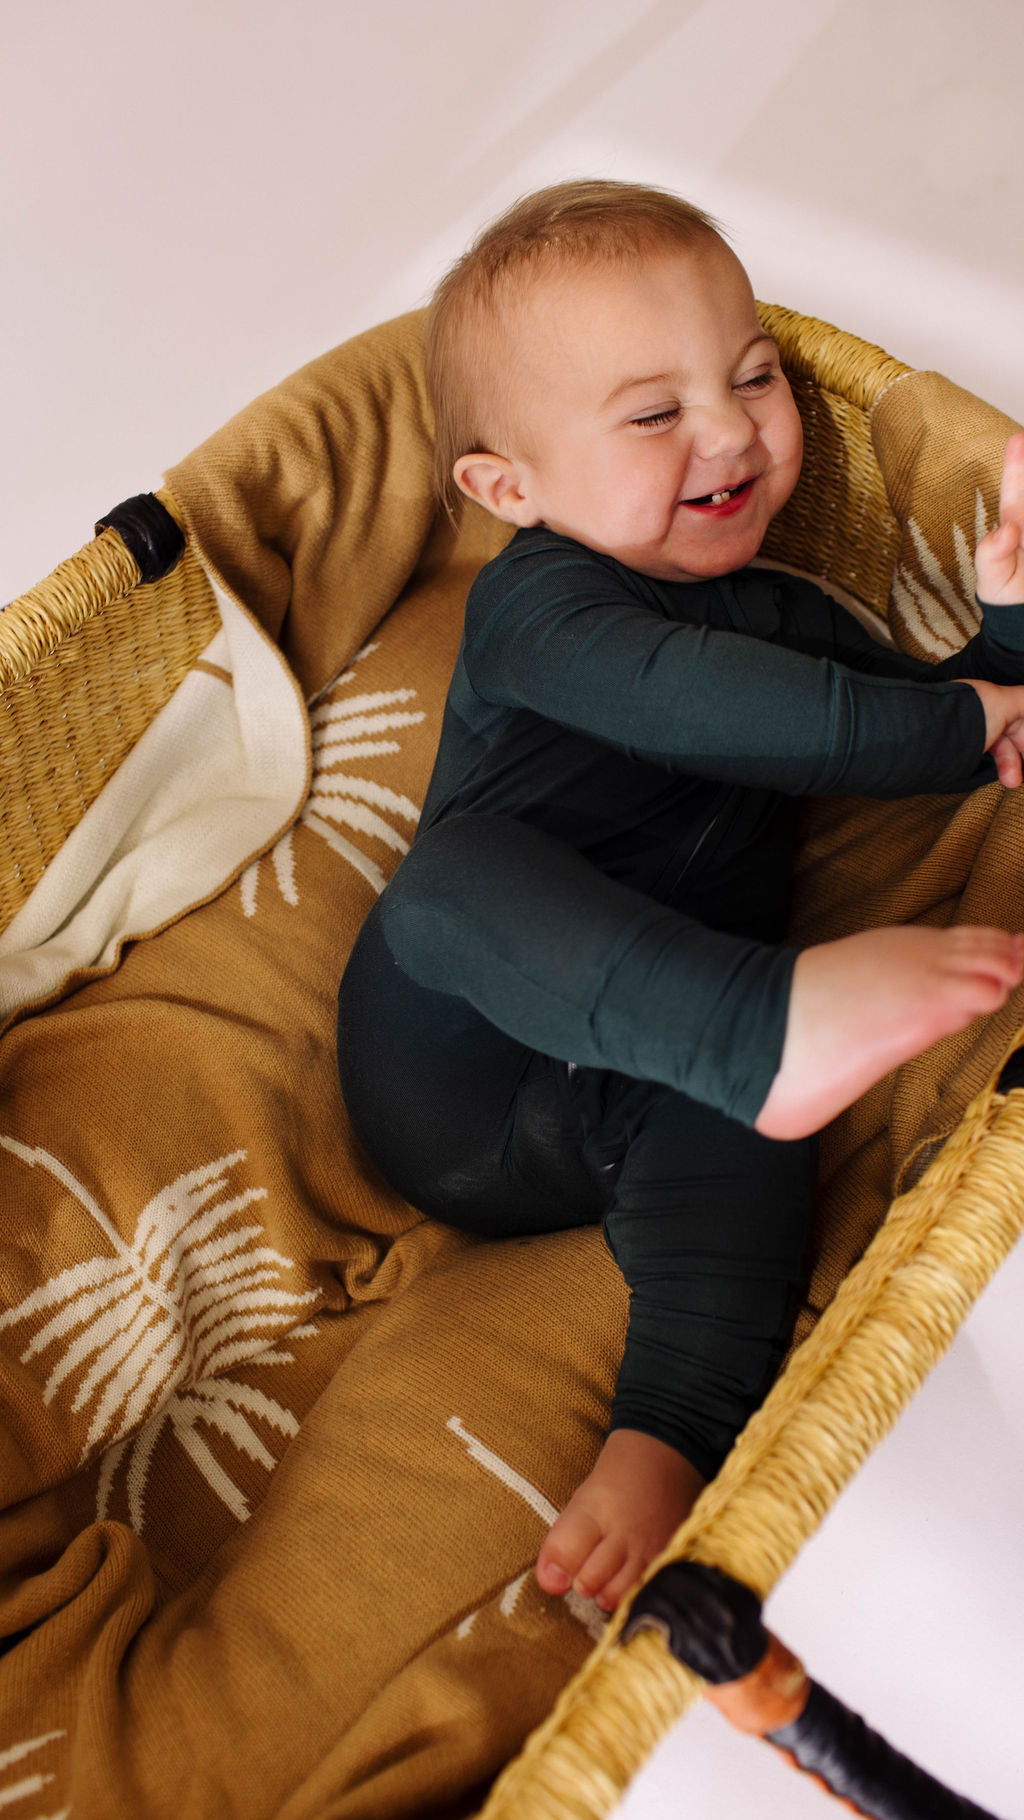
[683,478,755,509]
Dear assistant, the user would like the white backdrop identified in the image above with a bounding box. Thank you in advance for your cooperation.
[5,0,1024,603]
[3,4,1023,1815]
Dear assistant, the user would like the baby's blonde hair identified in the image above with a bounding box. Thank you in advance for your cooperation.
[424,179,724,518]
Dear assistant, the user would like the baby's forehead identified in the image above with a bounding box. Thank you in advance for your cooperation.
[504,240,753,369]
[469,235,760,448]
[517,239,709,300]
[513,237,746,325]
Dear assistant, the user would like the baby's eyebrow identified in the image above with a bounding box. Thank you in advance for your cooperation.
[601,335,779,411]
[602,371,676,409]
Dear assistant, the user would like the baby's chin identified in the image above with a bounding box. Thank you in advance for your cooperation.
[608,542,763,585]
[538,515,768,583]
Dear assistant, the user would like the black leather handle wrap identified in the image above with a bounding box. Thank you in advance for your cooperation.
[621,1560,769,1682]
[769,1681,1005,1820]
[94,493,186,584]
[623,1561,1006,1820]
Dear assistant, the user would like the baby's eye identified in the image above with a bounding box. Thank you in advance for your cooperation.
[632,406,679,429]
[736,370,777,394]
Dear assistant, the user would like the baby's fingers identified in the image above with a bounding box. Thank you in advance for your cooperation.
[977,435,1024,605]
[976,519,1024,606]
[992,730,1024,788]
[999,432,1024,524]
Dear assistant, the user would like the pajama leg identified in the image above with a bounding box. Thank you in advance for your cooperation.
[338,886,606,1232]
[338,808,814,1477]
[364,812,797,1129]
[597,1076,817,1481]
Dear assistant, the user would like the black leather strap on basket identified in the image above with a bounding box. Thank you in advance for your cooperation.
[622,1561,1005,1820]
[770,1681,1003,1820]
[94,493,185,584]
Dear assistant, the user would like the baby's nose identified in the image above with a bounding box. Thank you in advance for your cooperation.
[689,397,758,460]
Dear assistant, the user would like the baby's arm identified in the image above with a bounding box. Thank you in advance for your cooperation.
[468,445,1024,802]
[469,557,995,800]
[758,440,1024,1139]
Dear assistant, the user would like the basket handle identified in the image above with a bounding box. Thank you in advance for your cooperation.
[94,492,185,585]
[623,1560,1004,1820]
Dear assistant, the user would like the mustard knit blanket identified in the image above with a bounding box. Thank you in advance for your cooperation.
[0,310,1021,1818]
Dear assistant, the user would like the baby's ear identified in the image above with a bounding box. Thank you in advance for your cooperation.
[453,453,541,527]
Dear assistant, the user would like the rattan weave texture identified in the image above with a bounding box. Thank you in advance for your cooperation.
[0,495,219,929]
[757,302,909,614]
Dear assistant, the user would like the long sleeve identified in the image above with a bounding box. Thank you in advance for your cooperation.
[465,536,1022,800]
[765,567,1024,689]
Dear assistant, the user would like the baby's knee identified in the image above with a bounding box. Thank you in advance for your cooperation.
[379,812,572,962]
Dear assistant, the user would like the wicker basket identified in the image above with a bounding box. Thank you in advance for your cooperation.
[3,306,1022,1819]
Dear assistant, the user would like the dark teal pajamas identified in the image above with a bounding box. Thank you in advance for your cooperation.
[338,528,1024,1477]
[339,808,815,1478]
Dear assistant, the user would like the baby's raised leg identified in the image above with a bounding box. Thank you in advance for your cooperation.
[755,924,1024,1141]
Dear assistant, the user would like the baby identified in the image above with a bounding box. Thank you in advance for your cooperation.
[338,179,1024,1615]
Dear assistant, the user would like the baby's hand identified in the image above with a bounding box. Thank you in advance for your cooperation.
[975,433,1024,607]
[963,677,1024,786]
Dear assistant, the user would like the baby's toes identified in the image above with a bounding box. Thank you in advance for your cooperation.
[536,1508,603,1596]
[573,1534,629,1606]
[597,1548,649,1614]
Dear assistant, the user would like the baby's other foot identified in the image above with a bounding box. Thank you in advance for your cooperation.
[756,924,1024,1142]
[535,1429,704,1614]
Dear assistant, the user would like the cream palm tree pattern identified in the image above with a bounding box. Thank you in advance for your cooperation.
[446,1416,605,1644]
[240,641,426,913]
[0,1730,67,1819]
[890,490,991,660]
[0,1138,317,1472]
[96,1322,318,1530]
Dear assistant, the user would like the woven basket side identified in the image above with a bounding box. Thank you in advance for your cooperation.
[481,1082,1024,1819]
[0,492,220,932]
[757,301,909,616]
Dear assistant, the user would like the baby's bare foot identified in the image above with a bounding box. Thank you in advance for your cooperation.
[535,1429,704,1614]
[756,924,1024,1142]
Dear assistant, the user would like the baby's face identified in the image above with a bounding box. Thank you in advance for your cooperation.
[478,240,803,582]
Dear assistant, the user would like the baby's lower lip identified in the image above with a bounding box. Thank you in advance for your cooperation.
[681,479,755,515]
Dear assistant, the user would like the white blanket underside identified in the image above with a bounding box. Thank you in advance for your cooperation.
[0,570,310,1017]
